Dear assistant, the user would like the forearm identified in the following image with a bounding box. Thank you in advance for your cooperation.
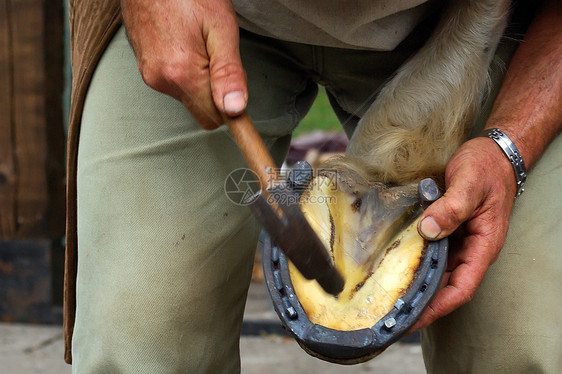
[485,0,562,170]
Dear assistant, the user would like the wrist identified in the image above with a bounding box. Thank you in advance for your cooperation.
[480,128,527,198]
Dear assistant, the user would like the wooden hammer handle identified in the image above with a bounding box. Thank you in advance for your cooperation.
[224,113,280,190]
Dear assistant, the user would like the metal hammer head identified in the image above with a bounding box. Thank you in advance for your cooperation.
[249,167,344,296]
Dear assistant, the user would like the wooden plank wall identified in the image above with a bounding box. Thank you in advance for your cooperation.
[0,0,65,240]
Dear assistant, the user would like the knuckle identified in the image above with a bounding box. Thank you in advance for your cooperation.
[211,61,245,87]
[140,56,195,91]
[459,288,474,305]
[160,59,193,88]
[139,61,166,90]
[212,61,243,78]
[140,56,211,108]
[452,283,476,306]
[441,197,468,224]
[161,64,185,87]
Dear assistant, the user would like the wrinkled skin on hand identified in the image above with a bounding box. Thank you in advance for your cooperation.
[412,136,517,330]
[121,0,248,129]
[412,0,562,330]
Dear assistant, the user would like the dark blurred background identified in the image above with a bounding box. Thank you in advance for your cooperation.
[0,0,69,324]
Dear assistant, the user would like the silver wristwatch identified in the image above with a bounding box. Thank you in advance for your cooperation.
[481,128,527,198]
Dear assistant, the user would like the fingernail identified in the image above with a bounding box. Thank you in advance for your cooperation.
[223,91,246,114]
[419,216,442,240]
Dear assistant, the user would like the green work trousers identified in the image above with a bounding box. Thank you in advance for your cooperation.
[73,26,561,373]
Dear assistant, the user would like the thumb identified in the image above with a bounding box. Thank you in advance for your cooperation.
[205,8,248,117]
[418,183,482,241]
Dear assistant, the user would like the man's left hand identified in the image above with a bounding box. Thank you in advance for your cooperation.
[412,135,517,330]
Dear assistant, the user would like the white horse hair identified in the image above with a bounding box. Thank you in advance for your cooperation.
[343,0,511,185]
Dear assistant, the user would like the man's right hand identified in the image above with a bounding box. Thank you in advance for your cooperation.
[121,0,247,129]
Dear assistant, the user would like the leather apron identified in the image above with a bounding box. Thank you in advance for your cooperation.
[65,0,122,364]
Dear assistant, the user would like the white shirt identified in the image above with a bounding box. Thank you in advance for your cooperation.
[234,0,433,51]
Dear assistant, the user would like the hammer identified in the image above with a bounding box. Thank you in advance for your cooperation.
[225,113,345,296]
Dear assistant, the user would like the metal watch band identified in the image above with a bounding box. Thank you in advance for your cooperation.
[481,128,527,198]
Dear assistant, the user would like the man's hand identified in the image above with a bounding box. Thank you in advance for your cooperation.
[412,136,517,330]
[411,0,561,331]
[121,0,247,129]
